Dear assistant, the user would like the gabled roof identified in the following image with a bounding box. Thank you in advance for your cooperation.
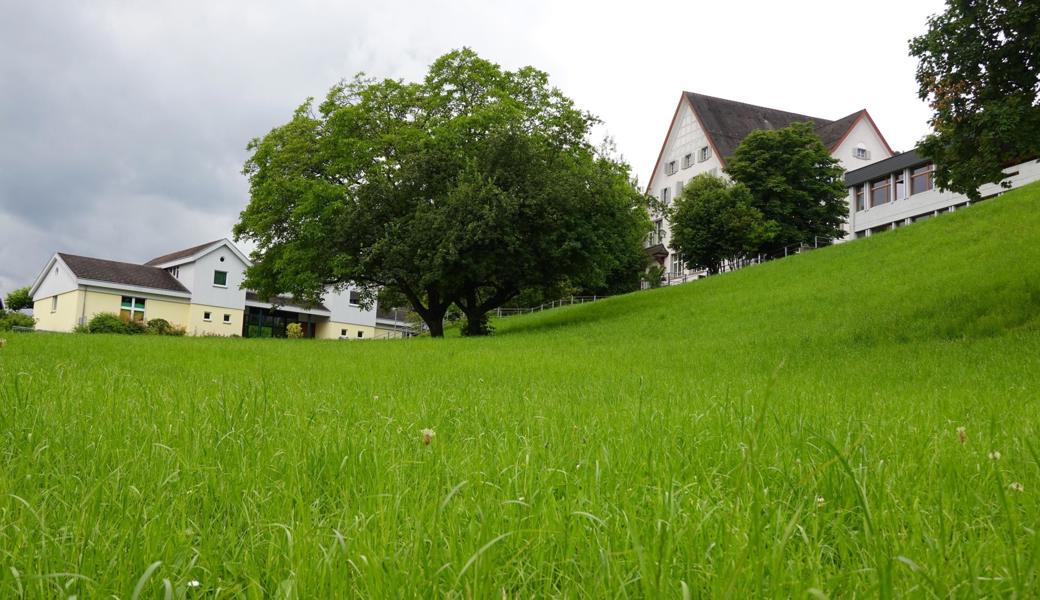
[684,92,836,161]
[647,92,892,193]
[57,253,190,293]
[144,240,223,266]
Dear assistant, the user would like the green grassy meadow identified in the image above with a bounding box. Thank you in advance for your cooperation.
[3,184,1040,597]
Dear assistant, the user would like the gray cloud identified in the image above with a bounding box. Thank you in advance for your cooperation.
[0,0,944,295]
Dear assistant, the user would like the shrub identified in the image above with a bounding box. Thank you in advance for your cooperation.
[144,318,187,337]
[0,311,35,331]
[286,322,304,339]
[86,313,145,334]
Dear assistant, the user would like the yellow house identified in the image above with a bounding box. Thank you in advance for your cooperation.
[29,239,414,338]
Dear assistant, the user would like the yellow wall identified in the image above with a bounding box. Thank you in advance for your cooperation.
[82,290,122,321]
[32,290,82,332]
[188,304,244,336]
[145,299,190,327]
[315,321,379,340]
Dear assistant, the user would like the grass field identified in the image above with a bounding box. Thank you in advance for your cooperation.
[3,183,1040,598]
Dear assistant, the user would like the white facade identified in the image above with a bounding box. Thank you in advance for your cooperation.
[830,114,893,171]
[846,157,1040,237]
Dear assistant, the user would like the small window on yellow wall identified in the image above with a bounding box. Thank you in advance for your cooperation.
[51,296,58,312]
[203,311,212,321]
[223,314,231,324]
[357,331,364,338]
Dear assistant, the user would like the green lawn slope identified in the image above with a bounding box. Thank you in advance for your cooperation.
[3,183,1040,597]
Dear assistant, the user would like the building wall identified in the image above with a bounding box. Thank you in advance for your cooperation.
[144,299,190,327]
[32,258,78,300]
[32,289,82,332]
[187,245,248,310]
[187,303,244,336]
[832,116,892,171]
[848,158,1040,236]
[323,286,378,328]
[315,320,378,340]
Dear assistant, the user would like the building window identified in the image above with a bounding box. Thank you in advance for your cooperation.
[854,146,870,160]
[871,177,891,207]
[670,253,684,276]
[675,181,683,198]
[120,296,146,321]
[649,219,664,246]
[911,164,934,195]
[349,290,361,306]
[213,270,228,287]
[357,331,364,338]
[682,153,693,169]
[855,186,865,211]
[203,311,212,322]
[661,187,671,205]
[893,170,905,200]
[223,314,232,324]
[699,146,711,162]
[665,160,678,176]
[167,266,179,278]
[340,328,347,336]
[51,296,58,312]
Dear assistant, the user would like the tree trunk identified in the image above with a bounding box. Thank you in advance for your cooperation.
[425,317,445,338]
[460,308,489,336]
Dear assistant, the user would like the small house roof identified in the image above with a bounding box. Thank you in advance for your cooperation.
[56,253,189,293]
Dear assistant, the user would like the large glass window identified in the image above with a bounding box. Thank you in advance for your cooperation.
[855,186,865,211]
[871,178,891,207]
[120,296,145,321]
[911,164,934,194]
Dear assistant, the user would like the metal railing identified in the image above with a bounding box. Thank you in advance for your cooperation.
[495,295,606,318]
[648,237,836,289]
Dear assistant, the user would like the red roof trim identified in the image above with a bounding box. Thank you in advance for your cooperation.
[828,109,895,157]
[645,96,685,194]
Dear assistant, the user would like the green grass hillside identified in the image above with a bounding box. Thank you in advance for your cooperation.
[3,183,1040,597]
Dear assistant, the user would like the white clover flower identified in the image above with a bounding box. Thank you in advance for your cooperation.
[988,451,1001,461]
[816,496,825,506]
[421,428,435,445]
[187,580,200,588]
[1009,482,1025,493]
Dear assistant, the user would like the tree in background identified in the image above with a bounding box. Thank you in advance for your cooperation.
[235,49,650,337]
[725,122,847,255]
[910,0,1039,198]
[4,287,32,312]
[669,174,776,275]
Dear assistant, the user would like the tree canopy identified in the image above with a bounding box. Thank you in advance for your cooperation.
[234,49,650,336]
[669,174,776,274]
[4,287,32,312]
[725,122,848,255]
[910,0,1040,198]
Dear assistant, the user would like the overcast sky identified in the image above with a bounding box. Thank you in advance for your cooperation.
[0,0,947,296]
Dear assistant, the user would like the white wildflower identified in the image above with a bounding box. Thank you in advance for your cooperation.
[421,428,435,445]
[988,450,1001,461]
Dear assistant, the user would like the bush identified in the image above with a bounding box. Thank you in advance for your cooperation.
[286,322,304,339]
[144,318,188,336]
[0,311,35,331]
[85,313,145,335]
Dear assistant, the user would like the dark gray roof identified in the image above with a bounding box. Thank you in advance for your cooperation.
[245,291,330,312]
[644,243,669,258]
[58,253,190,293]
[144,240,221,266]
[684,93,861,160]
[845,149,929,187]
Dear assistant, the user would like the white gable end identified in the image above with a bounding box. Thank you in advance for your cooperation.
[30,256,78,301]
[831,116,892,171]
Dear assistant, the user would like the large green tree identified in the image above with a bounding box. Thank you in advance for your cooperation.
[910,0,1039,198]
[235,49,649,337]
[4,286,32,312]
[725,122,848,255]
[669,174,776,275]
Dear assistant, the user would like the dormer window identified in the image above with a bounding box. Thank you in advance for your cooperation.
[854,145,870,160]
[167,266,179,278]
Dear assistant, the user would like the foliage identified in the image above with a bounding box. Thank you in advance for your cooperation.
[3,183,1040,596]
[145,318,186,336]
[0,310,35,331]
[4,286,32,312]
[669,174,777,274]
[910,0,1040,198]
[235,48,650,337]
[286,323,304,339]
[642,264,665,288]
[84,313,146,335]
[725,122,848,255]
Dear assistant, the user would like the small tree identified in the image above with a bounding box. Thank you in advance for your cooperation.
[286,323,305,339]
[4,287,32,312]
[910,0,1040,198]
[669,174,776,274]
[725,122,848,256]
